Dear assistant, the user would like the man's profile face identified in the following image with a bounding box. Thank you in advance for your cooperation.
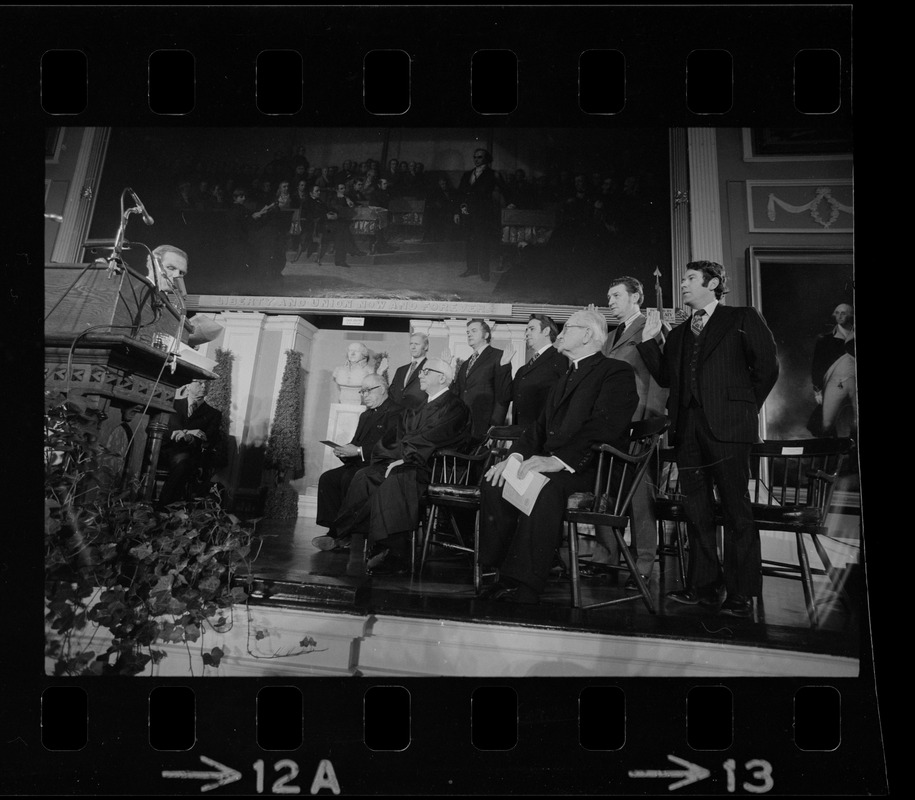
[408,335,428,359]
[680,269,716,310]
[606,283,640,322]
[466,323,486,349]
[525,319,551,351]
[556,313,589,356]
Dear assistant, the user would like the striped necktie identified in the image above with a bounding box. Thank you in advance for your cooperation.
[691,309,707,336]
[467,351,479,371]
[406,361,417,382]
[527,351,539,367]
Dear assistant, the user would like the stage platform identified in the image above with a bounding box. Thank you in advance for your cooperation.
[214,513,864,679]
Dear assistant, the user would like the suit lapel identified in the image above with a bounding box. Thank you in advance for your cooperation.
[556,352,600,408]
[405,357,425,388]
[609,317,644,355]
[698,305,735,360]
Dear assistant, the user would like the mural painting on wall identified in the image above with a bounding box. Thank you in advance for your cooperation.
[88,127,673,307]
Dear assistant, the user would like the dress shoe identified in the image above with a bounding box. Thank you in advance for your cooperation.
[312,535,347,552]
[720,594,752,618]
[624,574,650,591]
[477,580,515,600]
[666,586,721,606]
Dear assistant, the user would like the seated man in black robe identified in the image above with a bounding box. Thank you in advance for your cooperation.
[158,379,222,506]
[333,359,470,577]
[311,374,402,551]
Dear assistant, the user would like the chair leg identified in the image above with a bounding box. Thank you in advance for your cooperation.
[568,522,582,608]
[810,531,849,603]
[675,522,688,586]
[795,532,819,628]
[613,526,656,613]
[472,510,482,592]
[419,505,438,577]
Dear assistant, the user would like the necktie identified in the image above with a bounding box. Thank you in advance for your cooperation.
[467,352,479,371]
[691,309,707,336]
[612,324,625,345]
[406,361,417,382]
[187,401,197,417]
[527,351,539,367]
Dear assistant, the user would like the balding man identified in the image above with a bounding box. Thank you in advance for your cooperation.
[479,308,639,604]
[147,244,189,297]
[334,358,471,577]
[312,374,402,552]
[389,332,430,410]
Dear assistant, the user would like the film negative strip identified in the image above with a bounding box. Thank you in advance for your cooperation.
[4,4,885,796]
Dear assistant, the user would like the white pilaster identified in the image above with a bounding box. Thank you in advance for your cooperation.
[263,315,318,434]
[51,127,110,264]
[687,127,725,267]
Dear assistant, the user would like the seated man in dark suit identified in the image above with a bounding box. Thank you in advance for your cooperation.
[388,332,429,411]
[311,374,402,551]
[158,379,222,506]
[479,309,638,604]
[333,359,470,577]
[504,313,568,427]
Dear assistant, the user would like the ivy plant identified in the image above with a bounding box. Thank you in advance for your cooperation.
[44,393,259,676]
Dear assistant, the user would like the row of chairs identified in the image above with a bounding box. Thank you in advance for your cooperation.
[410,418,856,628]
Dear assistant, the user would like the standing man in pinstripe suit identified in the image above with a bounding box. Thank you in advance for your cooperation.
[637,261,779,617]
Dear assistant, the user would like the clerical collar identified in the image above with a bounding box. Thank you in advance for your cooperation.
[570,351,597,369]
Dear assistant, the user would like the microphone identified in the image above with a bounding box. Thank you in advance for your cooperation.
[127,187,155,226]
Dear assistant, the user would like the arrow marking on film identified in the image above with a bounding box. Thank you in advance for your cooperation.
[162,755,242,792]
[629,754,711,791]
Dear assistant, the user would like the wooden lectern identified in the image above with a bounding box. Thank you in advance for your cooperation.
[45,262,217,499]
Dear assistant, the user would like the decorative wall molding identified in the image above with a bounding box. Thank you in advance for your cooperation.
[746,180,853,233]
[742,128,853,163]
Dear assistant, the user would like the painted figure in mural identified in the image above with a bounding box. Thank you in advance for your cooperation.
[811,302,856,438]
[333,342,379,405]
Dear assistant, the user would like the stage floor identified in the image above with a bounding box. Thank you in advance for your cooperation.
[244,514,864,670]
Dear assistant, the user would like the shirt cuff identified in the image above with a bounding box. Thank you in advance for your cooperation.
[552,455,574,473]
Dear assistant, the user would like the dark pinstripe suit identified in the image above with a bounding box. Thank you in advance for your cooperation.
[638,304,778,597]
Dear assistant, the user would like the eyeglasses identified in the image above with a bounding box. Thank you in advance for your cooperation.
[419,368,444,377]
[358,386,382,395]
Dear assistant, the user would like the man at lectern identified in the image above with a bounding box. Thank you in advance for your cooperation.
[146,243,189,297]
